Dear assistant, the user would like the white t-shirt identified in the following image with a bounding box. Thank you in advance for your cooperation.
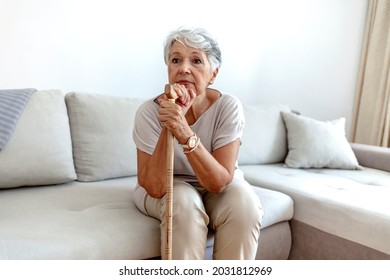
[133,92,245,180]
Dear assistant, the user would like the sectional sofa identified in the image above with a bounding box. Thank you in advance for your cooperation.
[0,89,389,260]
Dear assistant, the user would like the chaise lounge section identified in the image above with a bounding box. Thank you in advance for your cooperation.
[239,104,390,259]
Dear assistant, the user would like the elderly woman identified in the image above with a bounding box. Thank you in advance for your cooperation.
[133,27,263,260]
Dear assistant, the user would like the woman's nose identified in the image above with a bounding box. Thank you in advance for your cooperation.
[179,61,191,74]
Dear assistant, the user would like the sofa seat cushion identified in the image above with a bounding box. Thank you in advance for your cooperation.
[252,186,293,229]
[0,177,160,260]
[241,164,390,255]
[206,185,293,258]
[0,175,294,260]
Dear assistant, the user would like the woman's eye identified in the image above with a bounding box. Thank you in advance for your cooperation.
[171,58,180,63]
[193,58,202,64]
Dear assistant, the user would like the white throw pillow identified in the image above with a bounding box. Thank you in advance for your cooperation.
[66,92,145,181]
[281,112,361,169]
[0,90,77,188]
[238,104,291,165]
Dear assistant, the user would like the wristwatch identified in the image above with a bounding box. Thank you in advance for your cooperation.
[181,134,198,149]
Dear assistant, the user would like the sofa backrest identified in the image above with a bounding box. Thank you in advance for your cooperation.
[0,89,291,188]
[65,93,290,180]
[65,92,145,182]
[238,104,291,165]
[0,90,77,189]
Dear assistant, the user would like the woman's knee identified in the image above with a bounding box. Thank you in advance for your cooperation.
[208,181,263,229]
[167,181,209,225]
[231,183,263,225]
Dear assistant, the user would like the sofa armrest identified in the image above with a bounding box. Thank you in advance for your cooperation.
[350,143,390,172]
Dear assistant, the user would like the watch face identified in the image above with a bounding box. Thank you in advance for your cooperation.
[188,136,197,148]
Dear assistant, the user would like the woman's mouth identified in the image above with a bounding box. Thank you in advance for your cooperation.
[177,80,192,86]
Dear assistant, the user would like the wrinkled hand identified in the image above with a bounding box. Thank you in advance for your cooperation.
[157,84,196,143]
[158,84,196,112]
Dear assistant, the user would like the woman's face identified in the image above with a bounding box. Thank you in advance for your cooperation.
[167,42,218,95]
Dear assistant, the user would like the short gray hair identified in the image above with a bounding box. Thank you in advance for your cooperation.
[163,27,222,71]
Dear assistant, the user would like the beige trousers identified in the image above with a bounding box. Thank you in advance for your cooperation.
[133,177,263,260]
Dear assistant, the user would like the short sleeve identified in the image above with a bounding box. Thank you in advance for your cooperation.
[132,99,162,155]
[212,94,245,150]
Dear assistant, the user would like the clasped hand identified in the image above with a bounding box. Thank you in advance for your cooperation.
[157,84,196,143]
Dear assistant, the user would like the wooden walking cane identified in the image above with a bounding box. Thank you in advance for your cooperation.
[164,84,177,260]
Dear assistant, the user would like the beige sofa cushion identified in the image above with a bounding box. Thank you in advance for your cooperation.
[0,90,77,188]
[239,104,290,165]
[65,92,145,181]
[0,177,161,259]
[282,112,361,169]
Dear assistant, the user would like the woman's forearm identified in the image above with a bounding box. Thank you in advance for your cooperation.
[137,127,170,198]
[185,140,239,193]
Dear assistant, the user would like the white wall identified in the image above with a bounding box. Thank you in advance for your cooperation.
[0,0,368,138]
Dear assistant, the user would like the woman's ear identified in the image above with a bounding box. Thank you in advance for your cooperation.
[210,68,219,85]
